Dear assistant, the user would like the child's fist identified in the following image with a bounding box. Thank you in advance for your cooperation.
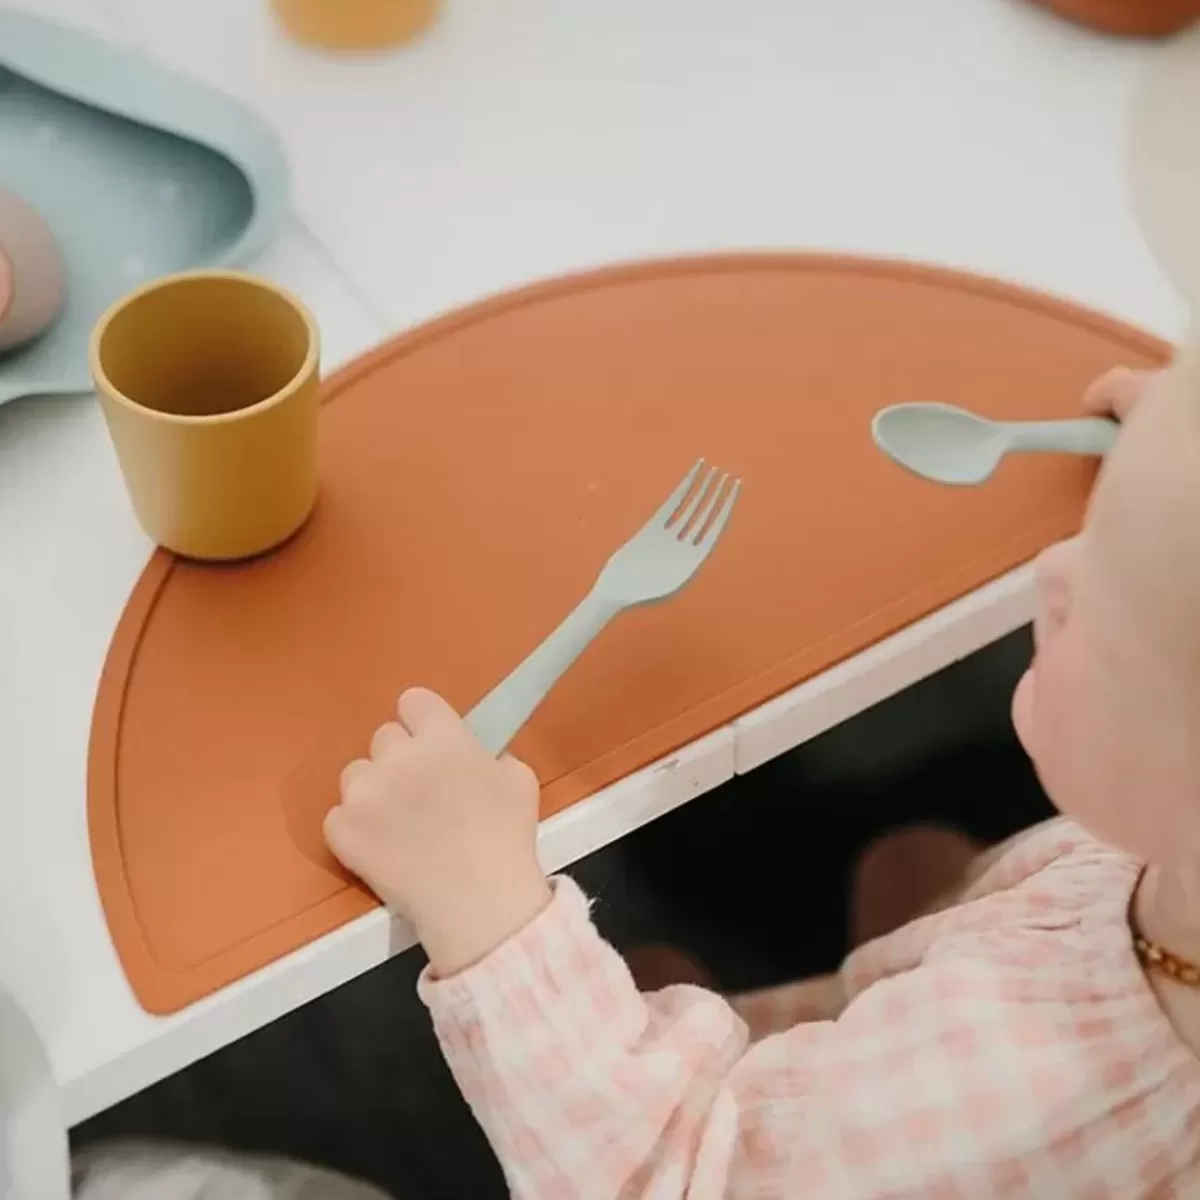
[1083,366,1159,422]
[325,688,551,977]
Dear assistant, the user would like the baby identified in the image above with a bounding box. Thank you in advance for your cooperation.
[323,359,1200,1198]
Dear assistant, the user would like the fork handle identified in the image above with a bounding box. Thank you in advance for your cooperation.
[465,590,621,756]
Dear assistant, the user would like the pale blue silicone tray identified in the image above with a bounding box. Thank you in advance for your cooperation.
[0,11,290,406]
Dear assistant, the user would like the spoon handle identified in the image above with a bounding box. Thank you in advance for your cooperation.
[1005,417,1119,457]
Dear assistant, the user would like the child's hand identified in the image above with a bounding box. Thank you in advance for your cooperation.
[324,688,552,978]
[1083,366,1159,421]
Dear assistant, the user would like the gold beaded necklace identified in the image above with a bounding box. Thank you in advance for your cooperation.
[1132,933,1200,987]
[1130,868,1200,987]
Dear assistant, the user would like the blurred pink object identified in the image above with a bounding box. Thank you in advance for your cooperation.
[0,189,65,353]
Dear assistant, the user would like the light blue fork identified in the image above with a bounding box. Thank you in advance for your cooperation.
[466,460,741,755]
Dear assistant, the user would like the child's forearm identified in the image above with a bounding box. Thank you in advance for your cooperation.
[421,877,759,1199]
[418,868,552,979]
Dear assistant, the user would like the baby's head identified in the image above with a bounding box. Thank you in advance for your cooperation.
[1013,362,1200,865]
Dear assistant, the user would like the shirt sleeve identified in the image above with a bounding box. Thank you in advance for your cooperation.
[418,874,1089,1200]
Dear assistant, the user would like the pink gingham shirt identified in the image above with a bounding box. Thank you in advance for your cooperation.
[419,820,1200,1197]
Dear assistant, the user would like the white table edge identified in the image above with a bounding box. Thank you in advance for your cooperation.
[734,563,1036,772]
[65,561,1035,1125]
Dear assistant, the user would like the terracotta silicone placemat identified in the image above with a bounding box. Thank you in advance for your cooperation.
[89,254,1168,1013]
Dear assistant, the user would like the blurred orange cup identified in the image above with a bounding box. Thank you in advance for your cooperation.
[270,0,440,51]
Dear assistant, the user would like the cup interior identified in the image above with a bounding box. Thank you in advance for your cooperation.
[95,274,314,418]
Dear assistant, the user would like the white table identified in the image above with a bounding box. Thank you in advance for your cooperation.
[0,0,1183,1189]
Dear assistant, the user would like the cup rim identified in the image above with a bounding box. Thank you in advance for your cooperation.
[88,268,320,426]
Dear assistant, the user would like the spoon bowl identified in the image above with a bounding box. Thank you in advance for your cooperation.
[872,403,1010,486]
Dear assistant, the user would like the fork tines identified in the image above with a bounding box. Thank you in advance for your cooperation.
[665,459,741,545]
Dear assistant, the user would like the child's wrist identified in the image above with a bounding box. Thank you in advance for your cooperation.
[416,867,553,979]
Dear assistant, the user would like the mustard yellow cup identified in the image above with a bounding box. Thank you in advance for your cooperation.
[269,0,440,51]
[90,271,320,561]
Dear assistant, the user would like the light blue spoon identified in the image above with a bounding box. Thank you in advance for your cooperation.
[872,402,1118,487]
[0,11,290,407]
